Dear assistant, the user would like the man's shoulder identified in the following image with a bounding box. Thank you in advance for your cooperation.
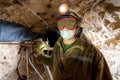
[77,38,103,57]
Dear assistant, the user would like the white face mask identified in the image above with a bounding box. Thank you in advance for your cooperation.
[60,29,75,40]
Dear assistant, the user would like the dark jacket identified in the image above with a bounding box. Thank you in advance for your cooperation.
[52,37,112,80]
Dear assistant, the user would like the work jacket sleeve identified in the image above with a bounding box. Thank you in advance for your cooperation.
[92,47,113,80]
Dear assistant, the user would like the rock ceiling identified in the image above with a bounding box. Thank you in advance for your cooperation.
[0,0,120,79]
[0,0,95,33]
[0,0,120,48]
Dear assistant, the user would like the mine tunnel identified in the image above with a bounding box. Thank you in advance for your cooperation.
[0,0,120,80]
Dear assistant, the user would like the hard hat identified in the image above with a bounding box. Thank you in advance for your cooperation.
[58,3,82,22]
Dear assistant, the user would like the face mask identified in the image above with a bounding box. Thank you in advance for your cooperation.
[60,28,75,40]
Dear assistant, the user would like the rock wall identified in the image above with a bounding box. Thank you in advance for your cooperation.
[82,0,120,80]
[0,43,20,80]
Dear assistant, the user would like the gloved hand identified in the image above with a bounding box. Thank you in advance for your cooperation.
[33,50,52,65]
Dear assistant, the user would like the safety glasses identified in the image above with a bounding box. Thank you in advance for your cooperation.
[57,18,76,30]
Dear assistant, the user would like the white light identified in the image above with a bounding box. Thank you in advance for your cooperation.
[60,6,66,12]
[59,3,68,14]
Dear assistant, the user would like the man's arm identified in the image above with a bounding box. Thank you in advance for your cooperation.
[92,47,112,80]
